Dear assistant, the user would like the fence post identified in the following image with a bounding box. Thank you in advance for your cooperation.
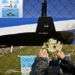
[10,45,13,53]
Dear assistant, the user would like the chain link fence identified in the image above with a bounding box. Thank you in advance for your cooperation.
[23,0,75,20]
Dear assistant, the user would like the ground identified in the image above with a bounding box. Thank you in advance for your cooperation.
[0,45,75,75]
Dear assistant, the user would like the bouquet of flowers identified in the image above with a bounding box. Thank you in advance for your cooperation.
[42,38,63,59]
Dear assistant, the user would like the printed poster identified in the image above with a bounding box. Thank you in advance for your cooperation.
[0,0,23,18]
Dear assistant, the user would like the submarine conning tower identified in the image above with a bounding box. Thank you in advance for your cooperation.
[41,0,47,17]
[36,0,56,37]
[36,0,65,43]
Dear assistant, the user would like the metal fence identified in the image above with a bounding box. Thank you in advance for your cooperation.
[23,0,75,21]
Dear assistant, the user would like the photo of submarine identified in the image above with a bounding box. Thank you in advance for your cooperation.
[0,0,74,46]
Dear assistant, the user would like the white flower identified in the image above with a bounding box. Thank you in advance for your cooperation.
[42,38,63,59]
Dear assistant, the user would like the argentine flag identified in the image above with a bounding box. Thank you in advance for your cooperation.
[20,55,36,75]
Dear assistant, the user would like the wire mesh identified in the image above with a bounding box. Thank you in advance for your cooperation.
[23,0,75,20]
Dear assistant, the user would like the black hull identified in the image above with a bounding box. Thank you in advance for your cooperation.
[0,31,73,46]
[0,17,74,46]
[0,33,51,46]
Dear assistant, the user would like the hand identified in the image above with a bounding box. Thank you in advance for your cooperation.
[57,51,65,59]
[37,49,49,58]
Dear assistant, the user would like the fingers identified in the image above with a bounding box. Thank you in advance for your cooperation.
[57,51,65,59]
[37,49,65,60]
[38,49,49,58]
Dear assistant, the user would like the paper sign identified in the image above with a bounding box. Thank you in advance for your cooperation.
[0,0,23,18]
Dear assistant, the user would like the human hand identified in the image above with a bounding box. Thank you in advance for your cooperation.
[57,51,65,59]
[37,49,49,58]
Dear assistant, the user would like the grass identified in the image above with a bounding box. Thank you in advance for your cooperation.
[0,45,75,75]
[0,46,40,75]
